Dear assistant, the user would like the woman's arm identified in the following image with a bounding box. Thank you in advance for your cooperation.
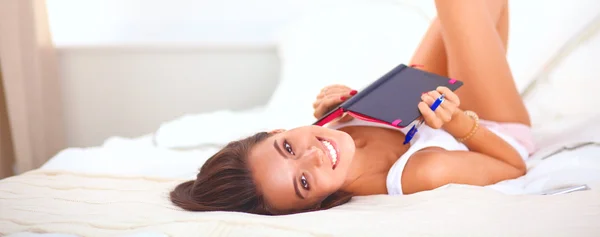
[420,87,526,172]
[405,88,526,194]
[402,149,524,194]
[443,110,526,172]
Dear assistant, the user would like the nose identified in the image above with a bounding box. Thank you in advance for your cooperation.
[300,146,324,168]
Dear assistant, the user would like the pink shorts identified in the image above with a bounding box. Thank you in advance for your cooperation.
[479,120,537,156]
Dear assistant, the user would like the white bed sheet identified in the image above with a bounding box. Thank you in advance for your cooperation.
[42,138,218,180]
[5,162,600,237]
[42,110,600,197]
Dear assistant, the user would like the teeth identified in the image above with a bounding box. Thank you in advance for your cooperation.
[320,140,338,165]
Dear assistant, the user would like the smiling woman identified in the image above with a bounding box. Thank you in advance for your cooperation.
[171,0,534,215]
[247,126,355,212]
[169,130,353,214]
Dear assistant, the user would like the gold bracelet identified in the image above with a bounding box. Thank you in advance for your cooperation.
[457,110,480,143]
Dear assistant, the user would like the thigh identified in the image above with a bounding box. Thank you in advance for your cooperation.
[409,18,448,77]
[410,0,528,125]
[409,0,509,78]
[437,0,530,125]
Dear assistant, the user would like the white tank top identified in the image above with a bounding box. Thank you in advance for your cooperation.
[327,118,468,195]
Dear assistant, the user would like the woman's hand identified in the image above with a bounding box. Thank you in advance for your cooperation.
[313,84,357,120]
[418,86,461,129]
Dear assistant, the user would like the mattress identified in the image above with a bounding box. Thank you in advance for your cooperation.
[1,169,599,237]
[2,115,600,236]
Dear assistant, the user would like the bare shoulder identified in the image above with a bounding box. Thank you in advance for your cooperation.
[401,148,452,195]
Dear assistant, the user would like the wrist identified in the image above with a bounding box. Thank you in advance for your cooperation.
[443,109,475,138]
[442,109,464,130]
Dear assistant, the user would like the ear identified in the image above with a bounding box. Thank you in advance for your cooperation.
[268,129,286,135]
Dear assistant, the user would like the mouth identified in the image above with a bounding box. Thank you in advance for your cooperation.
[317,137,339,169]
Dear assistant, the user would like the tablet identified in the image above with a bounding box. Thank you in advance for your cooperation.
[314,64,463,128]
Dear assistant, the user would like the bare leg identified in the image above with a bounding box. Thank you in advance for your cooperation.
[409,19,448,77]
[410,0,529,125]
[437,0,530,125]
[410,0,507,78]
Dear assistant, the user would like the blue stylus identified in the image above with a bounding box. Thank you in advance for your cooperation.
[403,94,445,145]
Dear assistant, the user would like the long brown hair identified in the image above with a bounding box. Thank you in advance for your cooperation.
[170,132,353,215]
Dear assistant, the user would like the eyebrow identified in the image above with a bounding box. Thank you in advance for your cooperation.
[273,139,286,158]
[293,178,305,199]
[273,139,303,199]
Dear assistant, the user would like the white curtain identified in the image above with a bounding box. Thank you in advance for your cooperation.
[0,0,65,178]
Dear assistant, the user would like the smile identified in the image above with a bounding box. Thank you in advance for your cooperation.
[317,137,339,169]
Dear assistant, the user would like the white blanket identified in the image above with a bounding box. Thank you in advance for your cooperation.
[1,169,599,237]
[5,115,593,236]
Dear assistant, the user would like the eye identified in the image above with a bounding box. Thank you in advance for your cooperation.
[300,174,310,190]
[283,140,295,155]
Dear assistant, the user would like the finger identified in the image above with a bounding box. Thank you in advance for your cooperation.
[338,114,354,123]
[418,102,443,129]
[421,93,435,106]
[317,86,335,99]
[439,99,457,117]
[434,106,453,123]
[315,95,346,118]
[436,86,460,106]
[315,106,336,119]
[317,86,354,99]
[322,84,351,94]
[426,90,444,111]
[315,89,348,106]
[313,110,321,119]
[324,94,347,107]
[427,90,442,102]
[314,102,335,118]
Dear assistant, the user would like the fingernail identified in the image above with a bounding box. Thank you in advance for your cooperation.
[340,96,347,100]
[350,90,358,96]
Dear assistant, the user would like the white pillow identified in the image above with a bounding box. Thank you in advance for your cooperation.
[268,2,432,123]
[507,0,600,92]
[523,14,600,129]
[270,0,600,124]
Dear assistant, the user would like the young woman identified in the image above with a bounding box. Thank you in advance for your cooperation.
[170,0,535,215]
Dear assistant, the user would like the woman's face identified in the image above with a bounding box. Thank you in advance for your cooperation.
[248,125,356,213]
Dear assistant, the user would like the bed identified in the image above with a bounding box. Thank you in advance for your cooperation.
[2,1,600,236]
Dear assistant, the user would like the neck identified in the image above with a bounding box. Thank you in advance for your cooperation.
[339,143,370,192]
[337,128,410,195]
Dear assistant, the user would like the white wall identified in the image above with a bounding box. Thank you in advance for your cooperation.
[45,0,600,147]
[58,46,279,147]
[46,0,365,46]
[44,0,416,147]
[46,0,328,147]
